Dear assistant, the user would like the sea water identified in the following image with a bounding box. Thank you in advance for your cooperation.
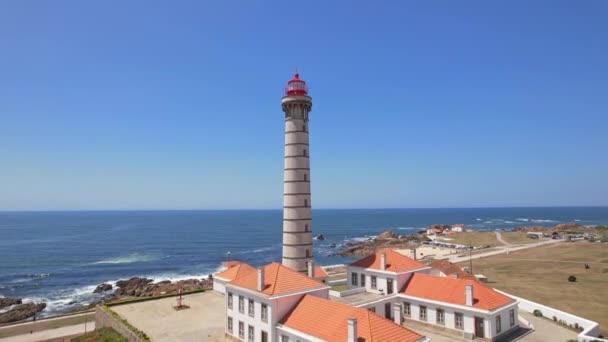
[1,207,607,317]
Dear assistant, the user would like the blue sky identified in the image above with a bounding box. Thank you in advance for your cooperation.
[1,1,607,210]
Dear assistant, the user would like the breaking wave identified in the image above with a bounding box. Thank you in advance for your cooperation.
[91,253,163,265]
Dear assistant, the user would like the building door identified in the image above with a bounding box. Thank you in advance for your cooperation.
[387,279,393,294]
[474,316,485,338]
[385,303,391,319]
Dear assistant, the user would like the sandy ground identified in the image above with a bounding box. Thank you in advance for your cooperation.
[111,291,227,342]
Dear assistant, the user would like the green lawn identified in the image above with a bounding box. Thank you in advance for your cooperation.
[439,232,499,247]
[71,327,127,342]
[330,284,348,292]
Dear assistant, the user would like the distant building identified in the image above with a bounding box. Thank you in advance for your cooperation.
[452,224,465,232]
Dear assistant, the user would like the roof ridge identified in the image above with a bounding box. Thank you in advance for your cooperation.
[270,263,280,294]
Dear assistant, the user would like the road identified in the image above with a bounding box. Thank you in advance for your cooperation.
[447,237,561,264]
[0,322,94,342]
[495,231,510,245]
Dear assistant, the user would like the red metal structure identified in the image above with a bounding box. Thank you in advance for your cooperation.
[285,71,308,96]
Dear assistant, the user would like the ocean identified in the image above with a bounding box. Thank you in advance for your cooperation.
[1,207,607,317]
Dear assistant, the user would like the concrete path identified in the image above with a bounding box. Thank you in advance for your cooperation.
[495,231,510,246]
[518,311,578,342]
[0,322,94,342]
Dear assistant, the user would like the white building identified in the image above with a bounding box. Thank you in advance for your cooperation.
[343,249,519,341]
[224,261,426,342]
[452,224,465,232]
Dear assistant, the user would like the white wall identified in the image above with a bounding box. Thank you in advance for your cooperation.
[213,278,226,294]
[225,287,273,342]
[495,290,607,342]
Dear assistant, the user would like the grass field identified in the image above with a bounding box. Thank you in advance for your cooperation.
[440,231,499,246]
[459,241,608,336]
[71,327,126,342]
[499,232,540,244]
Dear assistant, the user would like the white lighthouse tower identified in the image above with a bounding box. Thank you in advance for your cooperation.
[281,72,313,272]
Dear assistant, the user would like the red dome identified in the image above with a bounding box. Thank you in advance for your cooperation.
[285,71,308,96]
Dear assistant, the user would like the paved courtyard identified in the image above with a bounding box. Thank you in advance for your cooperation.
[111,291,227,342]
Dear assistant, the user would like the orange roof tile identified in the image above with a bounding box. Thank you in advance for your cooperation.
[281,295,425,342]
[215,262,256,281]
[401,273,514,310]
[314,266,328,279]
[350,248,427,273]
[229,262,327,296]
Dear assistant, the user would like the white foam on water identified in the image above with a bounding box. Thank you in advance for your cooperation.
[91,253,163,265]
[516,218,530,222]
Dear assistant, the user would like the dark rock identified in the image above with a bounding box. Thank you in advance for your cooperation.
[93,283,113,293]
[329,243,337,248]
[0,302,46,324]
[315,234,325,241]
[0,298,22,310]
[376,230,398,240]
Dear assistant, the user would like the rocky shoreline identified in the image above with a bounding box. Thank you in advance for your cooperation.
[0,277,213,324]
[337,230,427,257]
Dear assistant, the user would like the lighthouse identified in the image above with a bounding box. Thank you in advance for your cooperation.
[281,72,313,272]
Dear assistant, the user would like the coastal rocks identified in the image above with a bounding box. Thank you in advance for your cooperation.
[339,230,424,257]
[0,302,46,324]
[329,243,337,248]
[109,277,213,298]
[0,298,22,309]
[314,234,325,241]
[93,283,113,293]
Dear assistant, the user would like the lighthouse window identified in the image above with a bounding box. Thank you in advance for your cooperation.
[305,224,309,231]
[306,249,310,258]
[303,124,307,132]
[304,199,308,207]
[303,149,307,156]
[304,174,307,181]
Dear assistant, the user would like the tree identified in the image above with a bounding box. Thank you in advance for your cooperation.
[568,275,577,282]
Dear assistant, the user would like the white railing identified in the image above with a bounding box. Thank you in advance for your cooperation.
[496,290,606,342]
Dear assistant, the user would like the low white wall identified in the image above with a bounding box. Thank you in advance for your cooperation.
[329,287,366,298]
[496,290,606,342]
[327,279,346,286]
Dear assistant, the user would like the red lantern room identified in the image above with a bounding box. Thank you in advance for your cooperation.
[285,71,308,96]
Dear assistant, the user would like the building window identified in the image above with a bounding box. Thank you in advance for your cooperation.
[238,296,244,313]
[360,274,366,287]
[385,303,392,320]
[248,325,254,342]
[261,303,268,322]
[387,279,393,294]
[306,249,310,258]
[303,149,307,157]
[420,306,427,321]
[437,309,445,325]
[227,317,233,334]
[368,307,376,313]
[455,312,464,329]
[371,276,377,289]
[248,299,254,317]
[496,316,502,334]
[227,292,233,309]
[403,302,411,317]
[351,272,358,286]
[281,335,289,342]
[238,321,244,339]
[261,331,268,342]
[304,174,307,181]
[303,124,307,132]
[509,310,515,327]
[304,199,308,207]
[304,224,309,232]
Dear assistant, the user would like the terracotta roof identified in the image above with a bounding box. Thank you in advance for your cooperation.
[401,273,514,310]
[223,260,241,268]
[350,248,427,273]
[314,266,328,279]
[229,262,326,296]
[429,260,477,281]
[281,295,425,342]
[215,262,256,281]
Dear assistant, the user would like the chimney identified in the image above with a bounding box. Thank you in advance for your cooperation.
[452,273,459,279]
[465,284,473,306]
[347,317,357,342]
[393,303,403,325]
[307,260,315,278]
[380,253,386,271]
[257,267,264,292]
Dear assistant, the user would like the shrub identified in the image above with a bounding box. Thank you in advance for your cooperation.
[568,275,577,282]
[574,323,579,330]
[553,316,557,322]
[533,309,543,317]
